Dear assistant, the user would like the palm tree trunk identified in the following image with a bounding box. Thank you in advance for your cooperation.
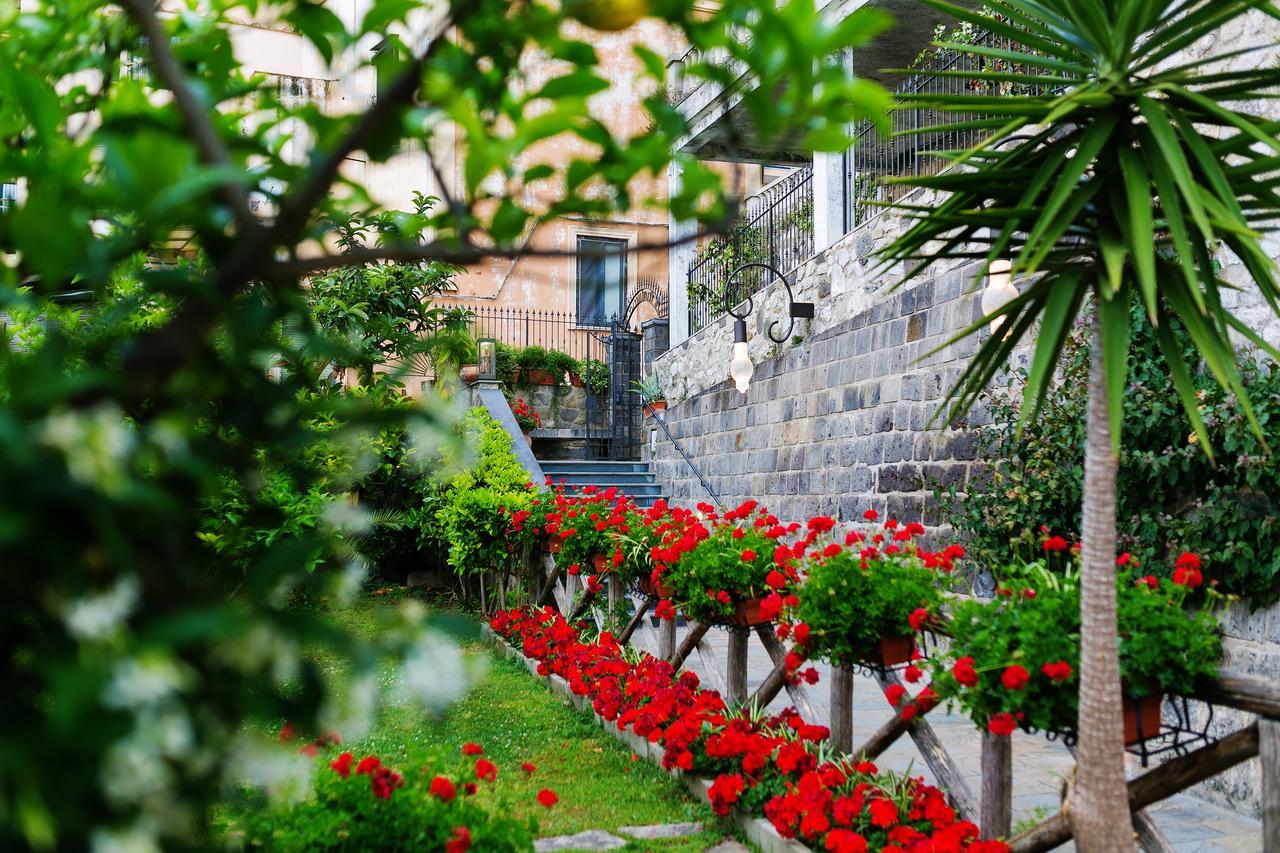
[1071,311,1134,851]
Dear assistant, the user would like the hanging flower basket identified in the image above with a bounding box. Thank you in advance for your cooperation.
[724,596,771,628]
[1123,693,1163,745]
[863,633,914,668]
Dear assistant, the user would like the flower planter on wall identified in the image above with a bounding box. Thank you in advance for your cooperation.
[725,597,771,628]
[865,634,914,668]
[1123,693,1163,745]
[645,400,667,416]
[515,368,559,386]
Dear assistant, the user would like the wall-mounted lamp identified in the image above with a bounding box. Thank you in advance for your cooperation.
[722,262,814,395]
[980,259,1018,335]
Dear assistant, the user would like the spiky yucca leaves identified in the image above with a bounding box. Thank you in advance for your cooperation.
[876,1,1280,848]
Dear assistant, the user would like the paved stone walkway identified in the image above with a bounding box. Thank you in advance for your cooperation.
[627,618,1263,853]
[534,822,707,851]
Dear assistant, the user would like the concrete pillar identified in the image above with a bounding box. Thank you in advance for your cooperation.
[813,150,847,253]
[668,162,697,347]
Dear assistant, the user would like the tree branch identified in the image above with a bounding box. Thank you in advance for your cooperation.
[265,226,722,278]
[118,0,258,234]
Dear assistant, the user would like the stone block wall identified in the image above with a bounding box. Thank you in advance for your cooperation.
[647,258,992,529]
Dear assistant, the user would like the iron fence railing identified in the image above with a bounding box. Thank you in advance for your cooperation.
[686,165,814,334]
[436,304,608,365]
[846,28,1057,231]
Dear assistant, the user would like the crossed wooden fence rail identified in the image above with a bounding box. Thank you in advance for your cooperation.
[515,549,1280,851]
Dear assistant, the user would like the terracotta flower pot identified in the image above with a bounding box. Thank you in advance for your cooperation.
[640,575,674,598]
[592,552,608,574]
[1123,693,1163,745]
[569,373,586,388]
[523,432,533,447]
[645,400,667,416]
[726,597,771,628]
[870,634,915,668]
[516,368,558,386]
[459,364,480,385]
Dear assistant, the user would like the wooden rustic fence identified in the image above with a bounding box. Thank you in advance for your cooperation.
[508,548,1280,851]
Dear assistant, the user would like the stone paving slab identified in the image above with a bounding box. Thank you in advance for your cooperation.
[533,830,628,851]
[618,821,704,839]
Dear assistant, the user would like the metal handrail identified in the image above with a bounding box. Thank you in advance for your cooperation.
[646,406,722,508]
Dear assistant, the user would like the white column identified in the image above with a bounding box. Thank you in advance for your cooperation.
[812,149,846,253]
[667,161,697,346]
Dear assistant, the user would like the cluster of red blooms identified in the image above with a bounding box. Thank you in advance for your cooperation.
[511,397,542,431]
[490,606,1009,853]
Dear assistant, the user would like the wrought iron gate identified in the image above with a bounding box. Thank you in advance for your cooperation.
[583,318,642,461]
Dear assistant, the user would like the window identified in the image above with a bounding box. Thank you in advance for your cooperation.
[124,36,150,81]
[0,182,15,214]
[576,236,627,325]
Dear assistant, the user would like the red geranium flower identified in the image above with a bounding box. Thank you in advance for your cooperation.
[370,767,403,800]
[445,826,471,853]
[1001,665,1029,691]
[863,509,878,521]
[907,607,929,631]
[952,656,978,688]
[1042,535,1069,552]
[475,758,497,782]
[741,549,757,562]
[824,828,868,853]
[1042,660,1073,683]
[355,755,381,776]
[868,797,899,828]
[987,712,1017,736]
[1136,574,1159,589]
[462,742,484,756]
[521,762,536,774]
[1173,565,1204,589]
[537,788,559,809]
[765,570,786,590]
[429,775,457,802]
[884,683,907,707]
[1176,552,1201,570]
[329,752,354,778]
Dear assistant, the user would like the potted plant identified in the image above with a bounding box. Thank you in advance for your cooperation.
[661,501,796,627]
[548,488,628,583]
[785,516,959,670]
[510,398,541,444]
[928,545,1225,743]
[634,373,666,416]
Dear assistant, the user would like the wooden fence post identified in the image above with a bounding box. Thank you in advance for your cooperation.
[659,614,677,660]
[727,627,749,705]
[1261,717,1280,850]
[830,666,854,754]
[980,730,1013,839]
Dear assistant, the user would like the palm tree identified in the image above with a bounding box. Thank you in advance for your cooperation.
[877,1,1280,848]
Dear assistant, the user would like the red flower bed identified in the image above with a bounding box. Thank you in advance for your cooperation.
[490,606,1009,853]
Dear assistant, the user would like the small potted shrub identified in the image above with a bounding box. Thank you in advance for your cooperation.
[513,345,558,386]
[929,543,1225,743]
[786,515,960,669]
[510,398,541,443]
[661,501,798,627]
[634,373,666,416]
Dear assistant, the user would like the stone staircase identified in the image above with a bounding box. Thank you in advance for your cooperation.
[538,459,665,508]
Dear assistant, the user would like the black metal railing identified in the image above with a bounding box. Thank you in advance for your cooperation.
[846,28,1057,230]
[687,166,813,334]
[447,305,604,364]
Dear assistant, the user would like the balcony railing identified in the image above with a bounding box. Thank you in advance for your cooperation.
[846,28,1057,230]
[687,166,813,335]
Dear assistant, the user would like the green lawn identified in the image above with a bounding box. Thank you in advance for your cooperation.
[246,595,742,852]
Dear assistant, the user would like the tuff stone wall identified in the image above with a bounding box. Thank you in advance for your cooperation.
[648,253,993,530]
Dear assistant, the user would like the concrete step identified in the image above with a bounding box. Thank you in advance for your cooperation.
[541,460,649,474]
[544,470,656,485]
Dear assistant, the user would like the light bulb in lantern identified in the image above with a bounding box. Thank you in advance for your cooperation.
[729,319,753,394]
[981,259,1018,336]
[730,342,753,394]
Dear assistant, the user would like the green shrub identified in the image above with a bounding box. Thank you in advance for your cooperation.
[234,747,536,851]
[945,300,1280,604]
[928,553,1225,737]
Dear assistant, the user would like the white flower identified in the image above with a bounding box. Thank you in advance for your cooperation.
[223,735,313,806]
[318,671,378,743]
[65,575,139,641]
[90,825,161,853]
[41,404,136,491]
[321,498,372,535]
[103,655,190,710]
[397,632,469,711]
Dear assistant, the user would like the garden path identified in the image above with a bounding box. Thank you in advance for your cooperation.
[633,620,1262,853]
